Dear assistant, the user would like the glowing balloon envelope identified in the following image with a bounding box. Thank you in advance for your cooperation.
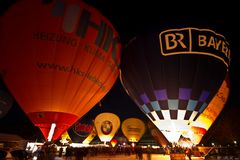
[189,75,230,144]
[192,75,230,131]
[120,27,230,144]
[94,112,120,143]
[0,0,121,141]
[121,118,146,143]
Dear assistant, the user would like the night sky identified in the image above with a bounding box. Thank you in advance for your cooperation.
[0,0,240,146]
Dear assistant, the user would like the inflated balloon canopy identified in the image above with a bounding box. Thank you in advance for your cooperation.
[121,118,146,143]
[0,0,121,141]
[120,27,230,144]
[94,112,120,143]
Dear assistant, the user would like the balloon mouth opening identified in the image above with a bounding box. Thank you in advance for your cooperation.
[27,112,79,141]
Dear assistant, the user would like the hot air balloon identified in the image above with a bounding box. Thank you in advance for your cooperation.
[121,118,146,146]
[68,117,96,144]
[120,26,230,144]
[110,138,118,147]
[0,0,121,142]
[94,112,120,144]
[60,131,72,145]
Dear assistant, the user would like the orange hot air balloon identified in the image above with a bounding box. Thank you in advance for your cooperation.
[0,0,121,141]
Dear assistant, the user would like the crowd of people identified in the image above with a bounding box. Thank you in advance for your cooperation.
[0,143,203,160]
[1,142,240,160]
[31,143,166,160]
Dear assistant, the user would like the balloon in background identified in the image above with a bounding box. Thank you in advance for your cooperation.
[60,131,72,145]
[94,112,120,144]
[0,89,13,118]
[121,118,146,145]
[68,118,96,144]
[0,0,121,141]
[120,27,230,144]
[110,138,118,147]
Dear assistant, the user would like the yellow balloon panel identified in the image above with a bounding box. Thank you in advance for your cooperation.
[82,128,97,144]
[121,118,146,143]
[94,112,120,143]
[193,77,229,131]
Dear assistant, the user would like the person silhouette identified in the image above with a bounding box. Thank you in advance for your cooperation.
[185,148,192,160]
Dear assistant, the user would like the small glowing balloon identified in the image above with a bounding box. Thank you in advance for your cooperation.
[110,138,118,147]
[94,112,120,143]
[60,131,71,145]
[121,118,146,144]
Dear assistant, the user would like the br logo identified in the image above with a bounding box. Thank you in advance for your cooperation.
[159,28,230,68]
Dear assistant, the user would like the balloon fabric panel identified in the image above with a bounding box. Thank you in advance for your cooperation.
[122,35,226,121]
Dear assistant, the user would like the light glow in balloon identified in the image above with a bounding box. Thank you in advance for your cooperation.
[94,112,120,143]
[121,118,146,143]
